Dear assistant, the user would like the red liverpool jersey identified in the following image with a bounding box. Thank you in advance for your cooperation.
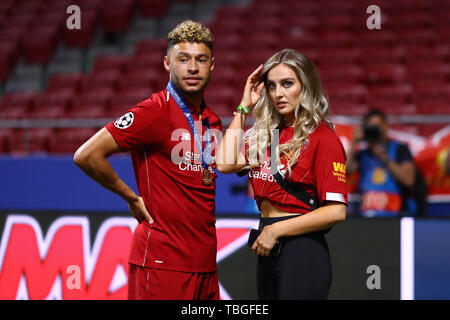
[246,122,348,214]
[105,89,222,272]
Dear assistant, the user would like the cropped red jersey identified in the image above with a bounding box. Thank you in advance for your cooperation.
[245,122,348,214]
[105,89,222,273]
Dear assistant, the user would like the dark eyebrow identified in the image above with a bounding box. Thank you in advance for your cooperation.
[266,77,296,83]
[176,52,210,59]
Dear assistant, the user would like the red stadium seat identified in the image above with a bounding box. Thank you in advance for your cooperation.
[134,39,166,56]
[367,84,413,104]
[416,100,450,115]
[0,93,33,119]
[46,73,83,93]
[388,12,433,29]
[34,91,72,109]
[209,102,232,118]
[409,62,450,83]
[326,84,368,104]
[137,0,169,18]
[282,1,319,15]
[28,106,65,119]
[214,6,247,21]
[319,64,365,84]
[79,70,121,93]
[365,63,408,84]
[213,33,243,51]
[92,54,129,73]
[8,128,53,154]
[0,128,12,153]
[406,45,449,64]
[204,85,235,107]
[330,103,369,116]
[63,10,97,48]
[355,30,395,47]
[3,13,35,29]
[211,18,245,35]
[48,128,97,154]
[320,14,353,30]
[116,69,160,93]
[281,32,319,49]
[395,29,436,46]
[318,30,355,48]
[246,16,281,33]
[23,26,59,64]
[65,104,106,119]
[72,89,114,111]
[1,92,37,110]
[105,91,151,119]
[209,68,240,87]
[433,11,450,28]
[0,26,26,48]
[369,102,418,115]
[318,48,362,65]
[283,15,320,32]
[0,40,19,80]
[101,0,134,33]
[413,82,450,101]
[360,47,407,65]
[124,53,164,74]
[243,32,281,50]
[319,1,355,14]
[30,11,66,30]
[211,50,240,67]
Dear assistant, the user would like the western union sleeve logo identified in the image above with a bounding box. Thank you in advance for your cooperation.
[332,162,347,182]
[333,162,346,174]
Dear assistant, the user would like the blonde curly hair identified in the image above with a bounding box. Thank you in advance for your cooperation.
[167,20,214,53]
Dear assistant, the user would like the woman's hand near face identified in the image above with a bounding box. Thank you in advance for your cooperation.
[240,64,265,109]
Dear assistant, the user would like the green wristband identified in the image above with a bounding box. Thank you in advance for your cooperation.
[237,104,250,115]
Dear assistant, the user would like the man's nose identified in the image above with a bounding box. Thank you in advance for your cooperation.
[187,59,199,73]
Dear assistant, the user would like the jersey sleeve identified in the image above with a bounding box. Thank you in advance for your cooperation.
[396,143,413,163]
[105,100,170,150]
[313,133,348,205]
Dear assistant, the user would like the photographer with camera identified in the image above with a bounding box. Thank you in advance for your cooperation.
[346,109,417,217]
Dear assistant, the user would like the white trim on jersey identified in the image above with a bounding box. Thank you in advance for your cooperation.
[325,192,345,203]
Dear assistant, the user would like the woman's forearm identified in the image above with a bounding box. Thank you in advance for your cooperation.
[270,204,346,239]
[216,111,248,172]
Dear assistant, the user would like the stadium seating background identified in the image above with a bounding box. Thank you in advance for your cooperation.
[0,0,450,301]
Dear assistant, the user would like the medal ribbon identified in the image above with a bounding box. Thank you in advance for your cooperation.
[166,81,212,169]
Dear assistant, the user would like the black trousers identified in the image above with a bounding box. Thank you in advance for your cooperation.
[256,216,332,300]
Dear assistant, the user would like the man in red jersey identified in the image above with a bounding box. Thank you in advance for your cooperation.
[74,20,222,300]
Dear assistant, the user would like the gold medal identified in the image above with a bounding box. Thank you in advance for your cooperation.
[202,168,212,186]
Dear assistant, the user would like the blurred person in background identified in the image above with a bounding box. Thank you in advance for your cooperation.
[346,109,420,217]
[216,49,347,300]
[74,20,222,300]
[445,147,450,175]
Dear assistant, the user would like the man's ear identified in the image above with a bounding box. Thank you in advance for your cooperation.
[164,56,170,73]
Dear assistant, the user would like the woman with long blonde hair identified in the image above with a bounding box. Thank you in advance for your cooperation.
[216,49,347,299]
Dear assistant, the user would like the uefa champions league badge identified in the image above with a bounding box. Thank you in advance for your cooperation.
[114,112,134,129]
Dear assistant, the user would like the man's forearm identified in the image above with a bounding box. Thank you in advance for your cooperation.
[75,152,138,203]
